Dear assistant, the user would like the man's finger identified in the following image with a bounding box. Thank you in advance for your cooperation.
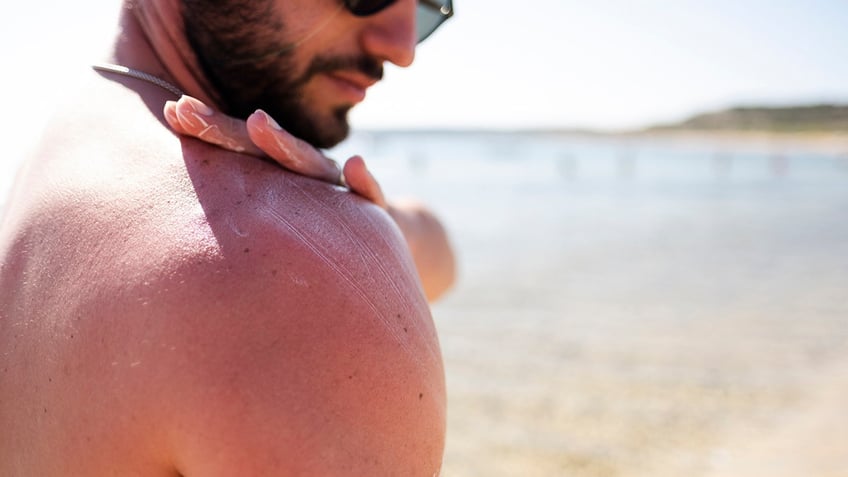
[164,100,189,135]
[343,156,387,208]
[247,110,342,184]
[169,96,265,157]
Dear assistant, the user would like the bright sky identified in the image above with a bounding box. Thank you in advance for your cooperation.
[360,0,848,130]
[2,0,848,142]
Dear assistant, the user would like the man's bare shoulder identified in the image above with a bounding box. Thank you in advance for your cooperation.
[1,94,444,474]
[100,134,446,470]
[144,143,446,476]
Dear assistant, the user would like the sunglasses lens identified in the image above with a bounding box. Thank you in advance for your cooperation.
[346,0,396,16]
[346,0,453,43]
[416,0,452,42]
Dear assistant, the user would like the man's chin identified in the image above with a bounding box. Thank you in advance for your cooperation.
[258,98,353,149]
[291,107,352,149]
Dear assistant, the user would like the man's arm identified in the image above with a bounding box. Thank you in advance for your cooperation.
[163,97,456,301]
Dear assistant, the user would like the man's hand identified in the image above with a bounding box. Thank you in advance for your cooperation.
[163,95,385,205]
[163,96,456,301]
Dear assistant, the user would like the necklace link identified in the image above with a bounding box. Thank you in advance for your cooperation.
[92,63,184,97]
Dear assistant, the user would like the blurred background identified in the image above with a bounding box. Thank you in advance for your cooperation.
[4,1,848,475]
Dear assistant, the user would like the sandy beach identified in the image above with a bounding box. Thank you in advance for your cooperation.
[434,230,848,477]
[435,274,848,477]
[705,359,848,477]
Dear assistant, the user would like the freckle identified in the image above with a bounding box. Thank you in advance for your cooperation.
[271,269,278,276]
[403,328,408,333]
[348,375,353,380]
[419,393,424,400]
[244,248,250,253]
[44,407,47,413]
[202,159,210,166]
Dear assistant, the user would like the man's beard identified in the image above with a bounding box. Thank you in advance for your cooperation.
[181,0,383,149]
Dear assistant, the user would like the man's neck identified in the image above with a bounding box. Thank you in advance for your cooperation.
[109,3,222,110]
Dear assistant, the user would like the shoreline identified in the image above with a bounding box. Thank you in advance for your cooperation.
[622,129,848,155]
[357,128,848,156]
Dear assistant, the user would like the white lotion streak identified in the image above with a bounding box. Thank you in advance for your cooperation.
[285,179,441,367]
[256,181,440,394]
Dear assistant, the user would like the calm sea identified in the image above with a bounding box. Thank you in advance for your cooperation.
[331,131,848,300]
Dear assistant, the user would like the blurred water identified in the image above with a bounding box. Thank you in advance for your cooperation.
[332,132,848,302]
[333,132,848,476]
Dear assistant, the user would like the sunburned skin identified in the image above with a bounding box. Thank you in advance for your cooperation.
[0,75,445,476]
[250,173,438,360]
[176,141,446,476]
[177,107,448,372]
[255,175,443,378]
[176,105,247,153]
[164,95,456,303]
[181,138,443,392]
[167,94,449,394]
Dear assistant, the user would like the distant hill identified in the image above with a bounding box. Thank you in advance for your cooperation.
[647,104,848,133]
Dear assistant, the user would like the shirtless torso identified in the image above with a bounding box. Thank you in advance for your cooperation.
[0,70,445,475]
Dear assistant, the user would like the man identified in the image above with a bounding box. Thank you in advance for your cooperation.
[0,0,454,474]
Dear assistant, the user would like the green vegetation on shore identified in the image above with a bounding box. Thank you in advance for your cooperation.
[647,104,848,133]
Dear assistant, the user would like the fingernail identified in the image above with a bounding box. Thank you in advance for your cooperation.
[181,95,214,116]
[164,101,179,124]
[256,109,283,131]
[164,100,177,116]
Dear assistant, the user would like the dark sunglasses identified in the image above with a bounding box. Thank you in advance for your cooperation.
[344,0,454,43]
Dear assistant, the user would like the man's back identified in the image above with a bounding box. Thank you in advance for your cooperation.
[0,77,445,475]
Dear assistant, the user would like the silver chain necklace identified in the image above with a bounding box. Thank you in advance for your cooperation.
[92,63,184,97]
